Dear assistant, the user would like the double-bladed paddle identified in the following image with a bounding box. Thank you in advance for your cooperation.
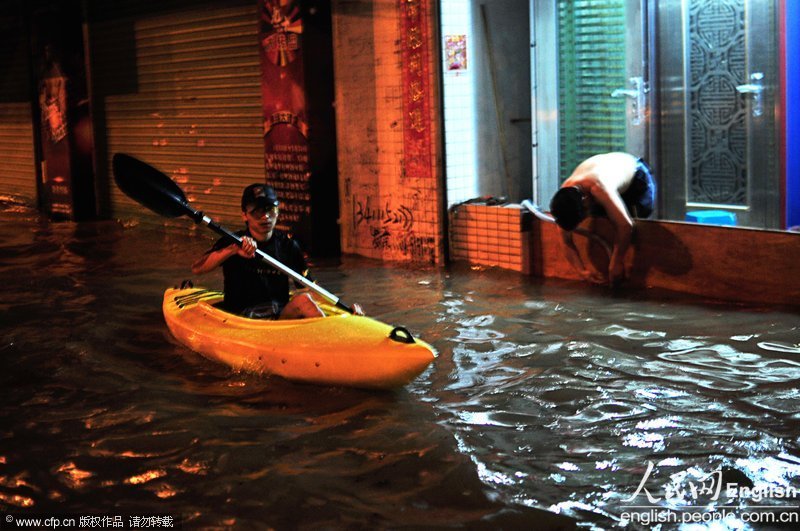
[112,153,356,314]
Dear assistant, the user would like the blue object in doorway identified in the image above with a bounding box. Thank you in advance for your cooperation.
[685,210,738,226]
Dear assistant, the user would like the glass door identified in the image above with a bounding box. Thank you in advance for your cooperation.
[659,0,780,228]
[533,0,651,202]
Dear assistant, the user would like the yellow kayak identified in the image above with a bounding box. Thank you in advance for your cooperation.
[162,287,437,389]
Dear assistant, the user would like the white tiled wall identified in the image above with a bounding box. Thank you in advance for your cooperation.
[441,0,478,206]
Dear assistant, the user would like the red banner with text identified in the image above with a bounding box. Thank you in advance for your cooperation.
[399,0,434,180]
[259,0,311,239]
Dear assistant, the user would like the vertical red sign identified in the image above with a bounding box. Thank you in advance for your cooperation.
[259,0,312,241]
[31,1,95,221]
[399,0,434,180]
[38,50,74,219]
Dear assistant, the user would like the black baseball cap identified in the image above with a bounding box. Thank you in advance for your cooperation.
[241,183,279,211]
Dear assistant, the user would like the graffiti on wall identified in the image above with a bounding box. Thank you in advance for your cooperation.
[334,0,442,263]
[354,197,414,231]
[351,191,436,263]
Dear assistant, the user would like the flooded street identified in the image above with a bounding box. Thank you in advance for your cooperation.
[2,200,799,529]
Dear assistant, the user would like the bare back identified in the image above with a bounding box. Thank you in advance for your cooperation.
[562,152,638,194]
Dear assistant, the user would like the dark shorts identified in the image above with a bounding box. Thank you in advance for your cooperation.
[620,158,656,218]
[240,300,284,319]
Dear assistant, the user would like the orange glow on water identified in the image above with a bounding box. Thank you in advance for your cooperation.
[0,474,33,489]
[0,492,34,507]
[177,459,209,475]
[125,469,166,485]
[56,462,93,488]
[155,484,178,498]
[119,450,159,458]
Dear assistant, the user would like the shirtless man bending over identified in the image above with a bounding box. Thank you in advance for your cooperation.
[549,152,655,286]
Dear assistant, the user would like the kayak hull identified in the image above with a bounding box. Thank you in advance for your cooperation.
[162,287,436,389]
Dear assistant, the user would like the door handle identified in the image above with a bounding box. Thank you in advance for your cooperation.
[736,72,764,117]
[611,89,638,99]
[611,76,646,125]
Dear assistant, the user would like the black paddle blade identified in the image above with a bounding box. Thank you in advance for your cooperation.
[112,153,193,218]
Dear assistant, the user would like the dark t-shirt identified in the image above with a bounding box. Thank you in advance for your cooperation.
[208,229,310,315]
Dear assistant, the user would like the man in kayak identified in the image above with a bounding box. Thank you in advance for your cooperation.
[549,152,655,286]
[192,184,353,319]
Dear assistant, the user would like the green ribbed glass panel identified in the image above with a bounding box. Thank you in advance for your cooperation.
[557,0,627,180]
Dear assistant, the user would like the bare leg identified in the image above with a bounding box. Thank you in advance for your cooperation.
[279,292,325,319]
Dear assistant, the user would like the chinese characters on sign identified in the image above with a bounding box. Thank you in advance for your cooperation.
[400,0,434,180]
[259,0,311,233]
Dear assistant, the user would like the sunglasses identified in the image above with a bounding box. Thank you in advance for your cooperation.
[247,205,279,217]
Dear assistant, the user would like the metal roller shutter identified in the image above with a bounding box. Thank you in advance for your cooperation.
[89,1,263,228]
[0,103,37,205]
[0,15,37,205]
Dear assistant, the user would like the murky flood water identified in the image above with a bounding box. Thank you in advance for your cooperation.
[2,200,799,530]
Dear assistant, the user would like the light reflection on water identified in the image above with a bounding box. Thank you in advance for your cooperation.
[402,282,800,528]
[2,201,799,529]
